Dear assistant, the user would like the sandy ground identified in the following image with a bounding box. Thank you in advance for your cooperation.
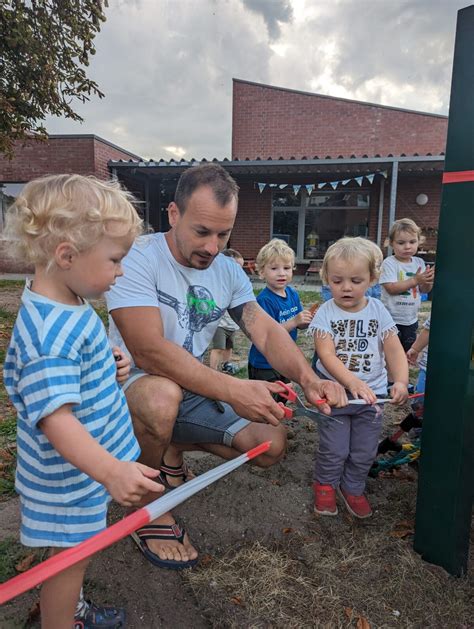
[0,285,472,628]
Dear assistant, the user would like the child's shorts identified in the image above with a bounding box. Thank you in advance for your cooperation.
[212,327,236,350]
[20,490,111,548]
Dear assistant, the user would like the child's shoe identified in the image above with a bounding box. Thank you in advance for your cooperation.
[337,487,372,519]
[74,599,126,628]
[313,482,338,516]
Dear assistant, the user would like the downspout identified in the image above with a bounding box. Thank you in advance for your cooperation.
[387,160,399,255]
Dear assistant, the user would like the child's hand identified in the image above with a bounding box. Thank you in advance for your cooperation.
[112,348,131,384]
[389,382,409,405]
[104,461,164,507]
[347,379,377,405]
[415,265,434,285]
[406,348,419,365]
[294,309,314,329]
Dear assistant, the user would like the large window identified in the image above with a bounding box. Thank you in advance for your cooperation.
[272,190,370,260]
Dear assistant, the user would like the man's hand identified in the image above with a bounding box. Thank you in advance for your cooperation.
[302,379,348,415]
[227,379,286,426]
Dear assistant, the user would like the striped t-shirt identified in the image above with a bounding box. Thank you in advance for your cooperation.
[3,286,140,506]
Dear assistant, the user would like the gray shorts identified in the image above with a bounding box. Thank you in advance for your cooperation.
[212,327,236,350]
[123,369,250,447]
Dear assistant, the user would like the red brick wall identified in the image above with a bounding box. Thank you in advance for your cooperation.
[232,80,448,160]
[230,180,273,259]
[0,136,139,183]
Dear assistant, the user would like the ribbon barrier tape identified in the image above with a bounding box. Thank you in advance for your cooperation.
[0,441,271,605]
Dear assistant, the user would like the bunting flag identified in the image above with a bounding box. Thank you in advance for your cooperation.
[256,170,387,193]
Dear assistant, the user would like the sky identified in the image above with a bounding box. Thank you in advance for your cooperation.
[44,0,468,160]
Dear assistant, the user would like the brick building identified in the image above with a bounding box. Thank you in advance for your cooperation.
[110,79,447,269]
[1,80,447,272]
[0,135,142,271]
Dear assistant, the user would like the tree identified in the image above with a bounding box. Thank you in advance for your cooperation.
[0,0,108,157]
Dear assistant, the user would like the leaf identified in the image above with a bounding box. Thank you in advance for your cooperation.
[282,527,294,534]
[27,600,41,623]
[230,596,244,606]
[356,615,371,629]
[15,552,37,573]
[344,607,354,620]
[200,554,213,566]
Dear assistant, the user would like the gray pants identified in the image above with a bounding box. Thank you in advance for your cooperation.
[314,403,383,495]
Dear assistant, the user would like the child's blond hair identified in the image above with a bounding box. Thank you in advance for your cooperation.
[255,238,295,274]
[320,237,382,284]
[4,174,143,269]
[388,218,422,243]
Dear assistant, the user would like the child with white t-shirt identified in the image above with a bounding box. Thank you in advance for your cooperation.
[380,218,434,351]
[309,237,408,518]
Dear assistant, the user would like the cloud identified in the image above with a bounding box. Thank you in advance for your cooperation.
[43,0,465,159]
[241,0,293,39]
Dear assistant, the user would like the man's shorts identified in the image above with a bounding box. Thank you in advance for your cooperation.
[211,327,236,350]
[20,490,110,548]
[124,369,250,447]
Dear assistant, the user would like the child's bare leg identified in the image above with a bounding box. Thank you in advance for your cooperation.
[209,348,224,370]
[221,348,232,364]
[40,550,90,629]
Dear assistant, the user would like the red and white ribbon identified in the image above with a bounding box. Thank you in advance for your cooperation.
[0,441,271,605]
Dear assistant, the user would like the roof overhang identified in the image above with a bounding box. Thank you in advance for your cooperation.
[109,154,445,181]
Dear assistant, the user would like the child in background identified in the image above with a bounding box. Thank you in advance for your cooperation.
[209,249,245,374]
[310,237,408,518]
[3,175,164,628]
[248,238,313,386]
[380,218,434,351]
[407,315,431,395]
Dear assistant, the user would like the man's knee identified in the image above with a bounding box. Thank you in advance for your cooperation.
[126,376,183,438]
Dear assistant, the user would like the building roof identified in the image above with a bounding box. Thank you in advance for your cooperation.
[109,153,445,179]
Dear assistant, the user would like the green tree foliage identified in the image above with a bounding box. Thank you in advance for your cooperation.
[0,0,108,157]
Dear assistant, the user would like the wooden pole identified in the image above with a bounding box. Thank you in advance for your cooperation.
[414,5,474,576]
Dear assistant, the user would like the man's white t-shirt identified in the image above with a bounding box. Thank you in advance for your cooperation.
[106,233,255,364]
[309,297,398,394]
[380,255,426,325]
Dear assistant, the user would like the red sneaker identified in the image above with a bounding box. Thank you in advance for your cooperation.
[338,487,372,518]
[313,482,338,516]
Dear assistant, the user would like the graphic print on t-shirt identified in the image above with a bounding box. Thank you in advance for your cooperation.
[331,318,379,374]
[157,286,224,353]
[398,269,418,298]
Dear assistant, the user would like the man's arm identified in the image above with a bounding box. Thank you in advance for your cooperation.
[229,302,348,410]
[111,305,286,425]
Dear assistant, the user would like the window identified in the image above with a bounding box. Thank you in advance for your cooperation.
[0,183,25,230]
[272,190,370,260]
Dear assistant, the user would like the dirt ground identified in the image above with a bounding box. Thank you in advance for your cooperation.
[0,284,472,628]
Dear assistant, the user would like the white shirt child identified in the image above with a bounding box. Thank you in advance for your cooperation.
[380,255,426,325]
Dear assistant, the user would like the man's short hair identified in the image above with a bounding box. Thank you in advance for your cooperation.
[174,163,239,214]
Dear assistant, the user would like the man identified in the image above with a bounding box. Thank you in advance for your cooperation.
[107,164,347,569]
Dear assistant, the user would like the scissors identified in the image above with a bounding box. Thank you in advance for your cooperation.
[275,381,342,424]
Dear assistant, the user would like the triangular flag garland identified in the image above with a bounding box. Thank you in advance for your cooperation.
[256,170,387,193]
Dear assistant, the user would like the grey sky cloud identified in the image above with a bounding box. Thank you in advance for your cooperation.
[44,0,466,160]
[241,0,293,39]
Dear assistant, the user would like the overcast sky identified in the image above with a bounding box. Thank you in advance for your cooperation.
[44,0,467,160]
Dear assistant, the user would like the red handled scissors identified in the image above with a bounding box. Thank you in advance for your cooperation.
[275,381,341,424]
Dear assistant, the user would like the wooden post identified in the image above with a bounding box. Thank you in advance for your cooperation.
[414,5,474,576]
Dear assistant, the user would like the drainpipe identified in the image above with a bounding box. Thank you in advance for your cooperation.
[376,177,385,247]
[387,160,399,255]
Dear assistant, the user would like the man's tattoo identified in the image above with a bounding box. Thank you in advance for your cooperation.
[229,301,259,338]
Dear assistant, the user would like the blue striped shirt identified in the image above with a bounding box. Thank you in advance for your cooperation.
[3,286,140,506]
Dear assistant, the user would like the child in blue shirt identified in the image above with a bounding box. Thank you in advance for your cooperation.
[3,174,164,628]
[248,239,313,388]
